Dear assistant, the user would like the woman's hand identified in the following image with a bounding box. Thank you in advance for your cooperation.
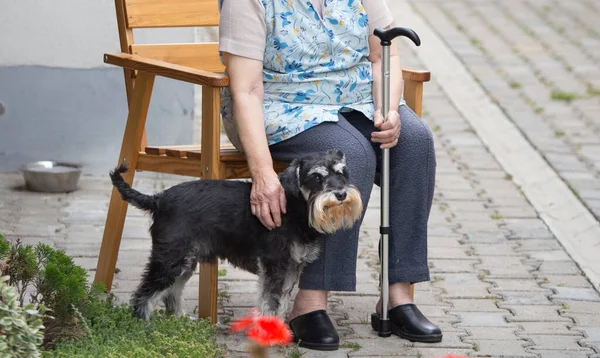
[372,109,401,149]
[250,169,287,230]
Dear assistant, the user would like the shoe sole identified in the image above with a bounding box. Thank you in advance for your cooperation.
[370,313,443,343]
[294,337,339,351]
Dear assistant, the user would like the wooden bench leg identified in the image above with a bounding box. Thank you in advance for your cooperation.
[95,72,156,291]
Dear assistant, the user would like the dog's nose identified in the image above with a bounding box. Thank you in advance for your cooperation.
[334,191,347,201]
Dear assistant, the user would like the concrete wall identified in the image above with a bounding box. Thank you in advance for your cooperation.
[0,0,217,175]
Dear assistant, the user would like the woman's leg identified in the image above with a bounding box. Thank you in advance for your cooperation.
[344,105,436,302]
[269,115,377,317]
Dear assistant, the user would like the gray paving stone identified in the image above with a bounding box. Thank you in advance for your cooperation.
[497,291,553,305]
[488,279,551,292]
[343,338,419,357]
[453,311,515,328]
[463,326,523,341]
[477,256,535,278]
[551,286,600,302]
[565,313,600,326]
[450,299,507,313]
[541,275,595,288]
[517,322,583,336]
[534,350,597,358]
[525,334,590,351]
[467,339,537,357]
[537,261,583,275]
[503,305,572,323]
[551,300,600,315]
[429,259,479,274]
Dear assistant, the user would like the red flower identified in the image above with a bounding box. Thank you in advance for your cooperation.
[231,313,292,347]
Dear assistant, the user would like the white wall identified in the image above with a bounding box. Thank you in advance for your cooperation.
[0,0,204,69]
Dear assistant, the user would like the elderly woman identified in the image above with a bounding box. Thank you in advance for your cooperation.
[218,0,441,350]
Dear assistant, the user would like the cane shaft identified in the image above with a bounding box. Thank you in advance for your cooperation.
[380,45,391,325]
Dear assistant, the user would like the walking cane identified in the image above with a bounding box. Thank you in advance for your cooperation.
[372,27,421,338]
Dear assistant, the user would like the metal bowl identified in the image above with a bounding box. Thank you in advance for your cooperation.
[20,161,83,193]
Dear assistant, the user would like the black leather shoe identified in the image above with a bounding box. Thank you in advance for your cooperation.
[289,310,339,351]
[371,304,442,343]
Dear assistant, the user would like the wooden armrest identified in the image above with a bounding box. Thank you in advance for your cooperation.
[402,67,431,82]
[104,53,229,88]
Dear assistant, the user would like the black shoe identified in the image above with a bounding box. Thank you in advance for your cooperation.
[289,310,339,351]
[371,304,443,343]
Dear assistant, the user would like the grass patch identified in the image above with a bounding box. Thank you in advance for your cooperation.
[534,106,544,114]
[218,268,227,277]
[587,87,600,96]
[490,212,504,220]
[340,342,362,352]
[287,346,306,358]
[554,130,566,138]
[551,91,579,102]
[561,304,570,310]
[504,174,513,180]
[509,81,522,89]
[432,276,445,282]
[46,294,221,358]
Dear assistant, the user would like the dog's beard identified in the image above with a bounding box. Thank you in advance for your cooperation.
[309,186,363,234]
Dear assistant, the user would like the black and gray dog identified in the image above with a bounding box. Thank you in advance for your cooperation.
[109,149,363,320]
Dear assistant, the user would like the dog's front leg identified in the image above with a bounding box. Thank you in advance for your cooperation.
[257,259,288,317]
[278,263,301,318]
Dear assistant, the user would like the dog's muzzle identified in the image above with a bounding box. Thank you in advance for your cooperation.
[309,186,363,234]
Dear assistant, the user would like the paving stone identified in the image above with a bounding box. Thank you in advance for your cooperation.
[453,311,515,328]
[429,259,479,273]
[537,261,583,275]
[551,286,600,302]
[525,334,590,351]
[450,299,507,313]
[414,348,475,358]
[470,242,518,256]
[517,322,582,336]
[540,275,595,288]
[534,350,597,358]
[528,250,573,261]
[343,338,419,357]
[515,239,563,252]
[488,279,550,292]
[434,273,494,299]
[551,300,600,315]
[503,305,572,323]
[497,291,553,305]
[565,313,600,326]
[463,326,523,341]
[467,339,537,357]
[477,256,535,278]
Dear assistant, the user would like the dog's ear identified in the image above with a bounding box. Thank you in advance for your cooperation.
[279,159,301,196]
[327,149,346,164]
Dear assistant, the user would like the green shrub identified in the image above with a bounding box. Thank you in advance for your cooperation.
[0,241,90,348]
[0,275,47,358]
[46,291,221,358]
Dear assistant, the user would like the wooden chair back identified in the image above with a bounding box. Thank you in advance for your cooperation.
[115,0,224,105]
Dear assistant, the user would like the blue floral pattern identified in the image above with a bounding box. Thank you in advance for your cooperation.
[221,0,378,149]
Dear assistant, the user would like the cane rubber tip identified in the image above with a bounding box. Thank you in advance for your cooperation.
[378,319,392,337]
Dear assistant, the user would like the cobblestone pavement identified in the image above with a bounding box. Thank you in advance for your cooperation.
[3,1,600,357]
[409,0,600,222]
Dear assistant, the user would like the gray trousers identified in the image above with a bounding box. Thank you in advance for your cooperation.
[269,105,436,291]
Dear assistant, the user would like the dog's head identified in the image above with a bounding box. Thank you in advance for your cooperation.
[282,149,363,234]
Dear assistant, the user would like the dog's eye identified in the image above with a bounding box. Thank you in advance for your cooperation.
[313,174,323,183]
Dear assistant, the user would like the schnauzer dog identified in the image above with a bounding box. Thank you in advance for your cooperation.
[109,149,363,320]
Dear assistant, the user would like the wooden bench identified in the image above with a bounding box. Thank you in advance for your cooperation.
[94,0,431,324]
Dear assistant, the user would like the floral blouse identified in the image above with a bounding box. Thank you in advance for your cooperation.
[220,0,391,150]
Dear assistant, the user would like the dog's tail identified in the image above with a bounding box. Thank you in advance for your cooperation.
[109,163,158,213]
